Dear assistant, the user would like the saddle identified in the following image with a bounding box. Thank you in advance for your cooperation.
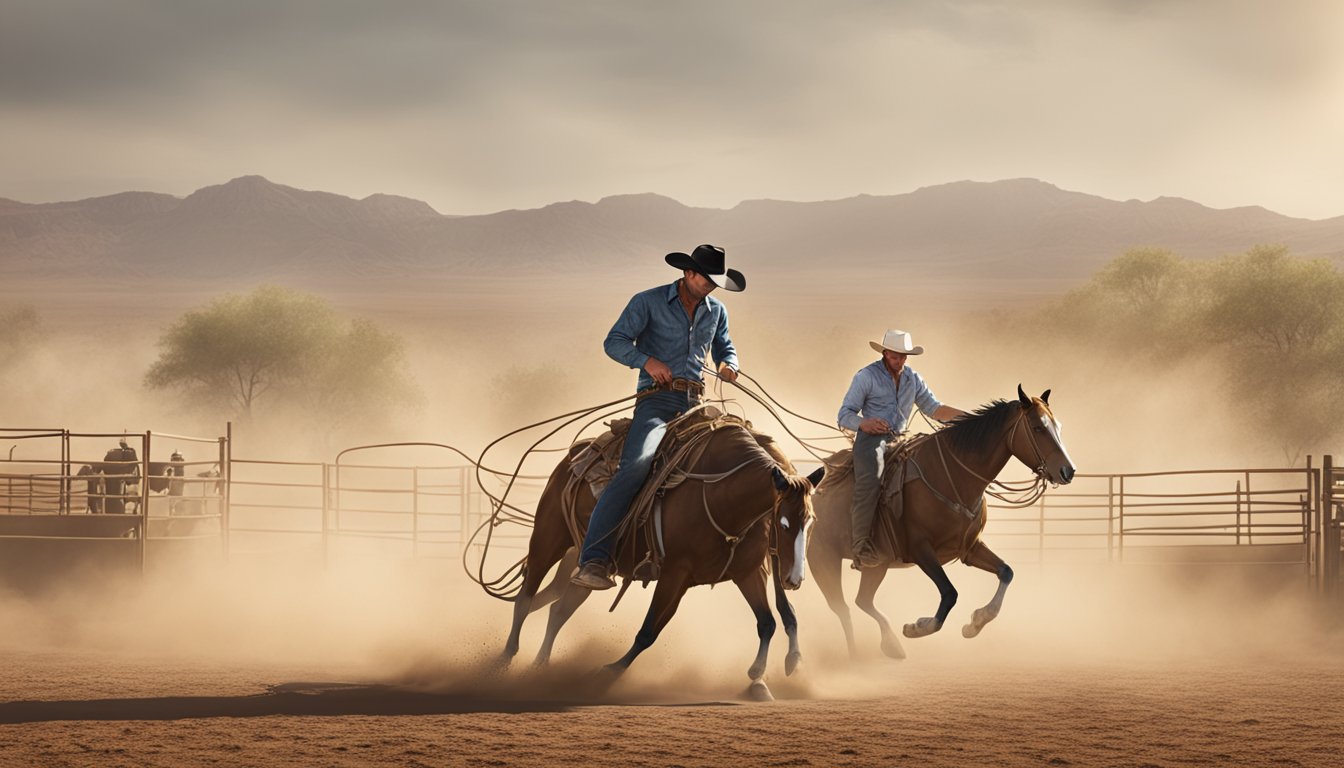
[567,405,755,583]
[818,433,932,565]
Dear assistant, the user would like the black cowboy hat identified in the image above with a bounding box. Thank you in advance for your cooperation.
[664,244,745,292]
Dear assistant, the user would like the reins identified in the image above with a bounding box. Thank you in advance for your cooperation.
[918,407,1050,509]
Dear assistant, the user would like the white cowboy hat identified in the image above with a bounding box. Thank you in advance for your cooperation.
[869,329,924,355]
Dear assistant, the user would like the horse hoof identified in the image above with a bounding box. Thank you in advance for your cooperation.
[785,651,802,677]
[962,608,993,638]
[745,680,774,702]
[902,617,941,639]
[880,637,906,659]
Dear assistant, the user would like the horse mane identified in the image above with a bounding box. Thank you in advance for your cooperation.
[940,399,1023,458]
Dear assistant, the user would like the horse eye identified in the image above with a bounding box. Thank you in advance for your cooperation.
[780,516,791,529]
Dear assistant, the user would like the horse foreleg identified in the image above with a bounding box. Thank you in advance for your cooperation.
[771,556,801,676]
[854,567,904,659]
[733,567,777,684]
[534,583,592,666]
[961,540,1013,639]
[904,540,957,638]
[809,545,859,660]
[606,568,691,675]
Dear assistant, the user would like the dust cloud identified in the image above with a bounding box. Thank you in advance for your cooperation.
[1,274,1340,710]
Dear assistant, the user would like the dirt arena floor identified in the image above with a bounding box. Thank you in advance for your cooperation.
[1,560,1341,768]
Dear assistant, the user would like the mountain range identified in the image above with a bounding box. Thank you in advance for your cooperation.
[3,175,1342,294]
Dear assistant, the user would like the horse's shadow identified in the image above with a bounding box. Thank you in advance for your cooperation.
[0,679,745,724]
[0,682,579,723]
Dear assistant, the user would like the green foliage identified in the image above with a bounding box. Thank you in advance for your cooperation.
[144,286,420,424]
[1018,245,1344,463]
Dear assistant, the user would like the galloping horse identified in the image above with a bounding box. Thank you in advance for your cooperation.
[808,386,1074,658]
[501,418,816,697]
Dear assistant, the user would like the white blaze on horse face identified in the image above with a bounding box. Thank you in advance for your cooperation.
[780,516,790,529]
[1040,410,1075,482]
[787,516,812,587]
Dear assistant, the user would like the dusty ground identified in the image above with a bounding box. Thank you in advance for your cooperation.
[1,649,1341,767]
[1,559,1342,768]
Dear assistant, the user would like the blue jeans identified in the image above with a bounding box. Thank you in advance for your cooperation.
[850,430,890,548]
[579,390,692,566]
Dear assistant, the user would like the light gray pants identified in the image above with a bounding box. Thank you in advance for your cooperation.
[850,431,890,548]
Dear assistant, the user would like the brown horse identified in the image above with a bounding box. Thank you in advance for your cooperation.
[501,420,816,698]
[808,386,1075,658]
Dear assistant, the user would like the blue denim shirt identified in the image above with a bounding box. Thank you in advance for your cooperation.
[837,359,943,433]
[604,281,738,391]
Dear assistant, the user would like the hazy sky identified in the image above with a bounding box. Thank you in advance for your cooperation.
[3,0,1342,218]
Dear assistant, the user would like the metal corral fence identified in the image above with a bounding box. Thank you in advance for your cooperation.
[1324,456,1344,597]
[226,442,544,568]
[0,427,226,584]
[3,424,1342,595]
[983,463,1321,579]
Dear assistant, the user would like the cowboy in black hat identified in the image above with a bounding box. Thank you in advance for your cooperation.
[571,244,745,589]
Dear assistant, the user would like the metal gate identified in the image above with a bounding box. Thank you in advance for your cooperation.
[1323,455,1343,597]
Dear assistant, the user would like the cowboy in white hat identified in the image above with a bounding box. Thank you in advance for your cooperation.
[571,244,744,590]
[837,329,965,568]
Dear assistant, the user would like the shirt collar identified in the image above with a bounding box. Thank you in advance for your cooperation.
[664,279,718,311]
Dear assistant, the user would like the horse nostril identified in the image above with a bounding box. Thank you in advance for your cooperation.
[1062,466,1075,483]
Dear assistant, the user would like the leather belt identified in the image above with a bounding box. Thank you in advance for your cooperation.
[640,377,705,399]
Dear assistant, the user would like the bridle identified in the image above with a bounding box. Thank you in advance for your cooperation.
[927,402,1058,514]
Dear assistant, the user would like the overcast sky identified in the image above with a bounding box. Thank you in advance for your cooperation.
[3,0,1342,218]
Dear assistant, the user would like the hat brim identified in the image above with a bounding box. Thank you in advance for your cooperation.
[870,341,924,355]
[665,253,746,292]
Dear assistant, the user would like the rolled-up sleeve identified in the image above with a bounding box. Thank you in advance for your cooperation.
[603,295,651,371]
[837,370,869,432]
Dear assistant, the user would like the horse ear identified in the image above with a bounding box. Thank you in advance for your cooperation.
[1041,389,1051,405]
[1017,383,1031,407]
[772,465,788,491]
[807,466,826,488]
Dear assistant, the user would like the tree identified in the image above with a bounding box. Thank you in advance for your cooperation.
[1200,245,1344,357]
[144,286,419,424]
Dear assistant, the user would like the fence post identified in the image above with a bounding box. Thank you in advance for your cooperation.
[140,431,150,575]
[1118,475,1126,564]
[1325,455,1336,596]
[322,462,331,569]
[1106,475,1115,564]
[1235,479,1242,546]
[1038,492,1046,565]
[412,466,420,560]
[220,430,230,563]
[61,429,70,515]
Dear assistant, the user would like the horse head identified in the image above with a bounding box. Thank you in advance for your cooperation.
[771,465,816,590]
[1013,384,1076,485]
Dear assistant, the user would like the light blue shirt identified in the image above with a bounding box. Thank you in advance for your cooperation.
[604,281,739,391]
[837,359,943,433]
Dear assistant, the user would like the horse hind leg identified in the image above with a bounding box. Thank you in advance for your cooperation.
[961,540,1013,639]
[854,567,905,659]
[531,548,579,612]
[503,538,575,665]
[809,544,861,661]
[905,539,957,639]
[534,580,592,666]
